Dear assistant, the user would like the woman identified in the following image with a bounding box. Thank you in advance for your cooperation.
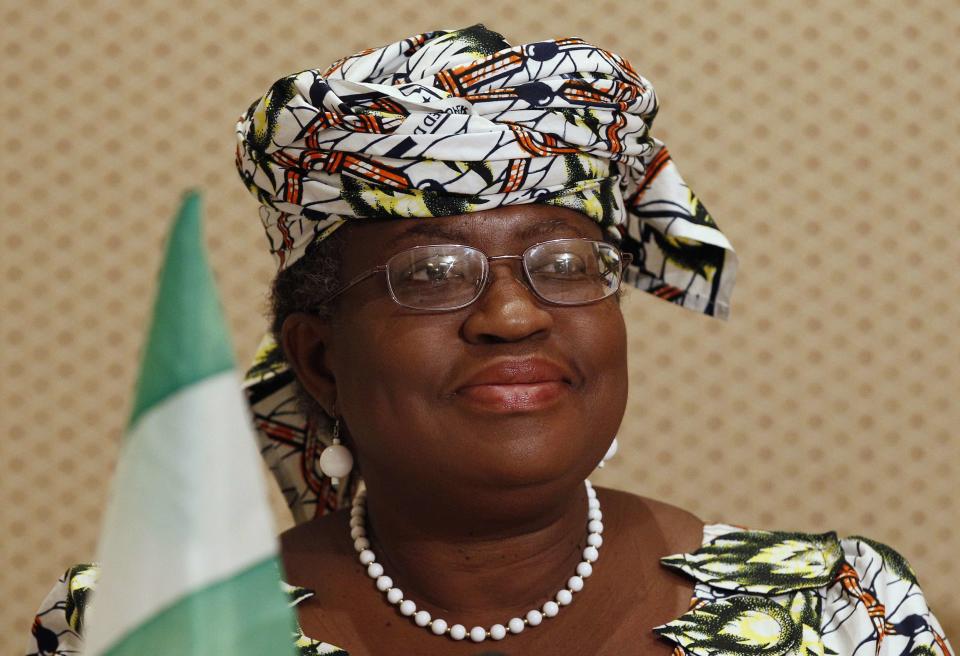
[27,25,952,656]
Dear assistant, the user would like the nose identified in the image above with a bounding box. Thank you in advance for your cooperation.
[461,261,554,344]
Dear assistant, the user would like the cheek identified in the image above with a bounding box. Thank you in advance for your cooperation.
[570,305,629,425]
[567,298,626,368]
[329,316,452,449]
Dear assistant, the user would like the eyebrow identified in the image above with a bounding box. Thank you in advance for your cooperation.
[393,221,468,244]
[517,217,591,240]
[392,216,592,246]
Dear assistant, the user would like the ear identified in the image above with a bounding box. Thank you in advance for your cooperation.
[279,312,337,415]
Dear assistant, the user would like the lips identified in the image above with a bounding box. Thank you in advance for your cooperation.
[454,358,574,413]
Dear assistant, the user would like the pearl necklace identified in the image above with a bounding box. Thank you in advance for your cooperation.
[349,479,603,643]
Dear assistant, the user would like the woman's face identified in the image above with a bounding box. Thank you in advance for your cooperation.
[296,204,628,498]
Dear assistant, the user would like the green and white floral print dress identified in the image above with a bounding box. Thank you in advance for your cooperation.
[656,524,952,656]
[26,524,953,655]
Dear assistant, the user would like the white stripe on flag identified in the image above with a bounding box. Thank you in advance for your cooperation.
[84,371,277,654]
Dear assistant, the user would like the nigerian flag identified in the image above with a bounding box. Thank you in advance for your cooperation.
[83,191,296,654]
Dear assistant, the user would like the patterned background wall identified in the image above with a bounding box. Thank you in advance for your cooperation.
[2,0,958,650]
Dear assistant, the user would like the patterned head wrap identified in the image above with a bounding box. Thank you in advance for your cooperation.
[235,25,737,523]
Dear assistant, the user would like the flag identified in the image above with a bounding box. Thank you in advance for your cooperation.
[83,191,296,654]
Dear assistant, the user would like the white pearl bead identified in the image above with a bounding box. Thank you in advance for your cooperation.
[584,479,593,489]
[414,610,431,627]
[354,477,603,642]
[318,443,353,478]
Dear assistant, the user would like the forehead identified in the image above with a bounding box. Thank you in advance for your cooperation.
[338,205,604,270]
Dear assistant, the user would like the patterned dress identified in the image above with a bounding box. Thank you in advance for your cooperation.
[25,524,953,655]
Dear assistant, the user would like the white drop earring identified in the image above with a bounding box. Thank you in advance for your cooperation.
[597,437,618,469]
[319,414,354,479]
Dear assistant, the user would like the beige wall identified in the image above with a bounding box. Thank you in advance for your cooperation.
[2,0,957,650]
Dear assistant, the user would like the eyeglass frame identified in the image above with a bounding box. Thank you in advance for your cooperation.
[317,237,634,312]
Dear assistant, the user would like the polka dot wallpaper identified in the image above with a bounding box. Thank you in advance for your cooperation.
[2,0,958,650]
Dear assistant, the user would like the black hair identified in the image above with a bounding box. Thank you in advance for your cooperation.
[268,229,346,426]
[269,229,346,346]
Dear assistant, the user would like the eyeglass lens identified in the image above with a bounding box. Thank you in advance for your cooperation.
[385,240,623,310]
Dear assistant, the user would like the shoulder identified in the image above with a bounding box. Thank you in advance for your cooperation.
[661,525,931,594]
[655,526,954,655]
[280,506,352,559]
[597,486,705,555]
[636,493,705,552]
[25,562,319,656]
[279,508,356,592]
[842,533,922,587]
[25,563,99,655]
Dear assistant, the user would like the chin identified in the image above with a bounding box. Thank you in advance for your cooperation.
[470,428,602,490]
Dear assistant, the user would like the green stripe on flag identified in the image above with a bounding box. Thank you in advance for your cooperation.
[129,191,235,427]
[103,557,296,655]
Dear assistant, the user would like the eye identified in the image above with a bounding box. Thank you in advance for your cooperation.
[404,255,466,282]
[532,253,588,276]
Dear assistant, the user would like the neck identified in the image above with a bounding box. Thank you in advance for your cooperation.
[360,476,592,626]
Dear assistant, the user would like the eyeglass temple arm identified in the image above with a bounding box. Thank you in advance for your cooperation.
[317,265,388,306]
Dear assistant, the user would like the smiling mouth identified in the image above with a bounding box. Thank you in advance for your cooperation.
[455,381,570,413]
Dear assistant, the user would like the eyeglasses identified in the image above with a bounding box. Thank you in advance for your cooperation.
[320,238,633,311]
